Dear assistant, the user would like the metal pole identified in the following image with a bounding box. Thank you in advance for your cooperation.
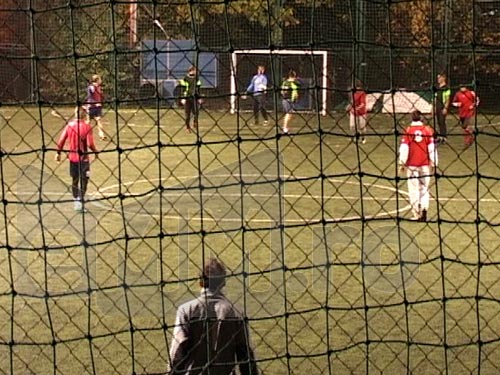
[29,0,37,103]
[356,0,366,84]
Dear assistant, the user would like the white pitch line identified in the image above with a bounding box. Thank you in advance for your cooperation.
[5,191,499,203]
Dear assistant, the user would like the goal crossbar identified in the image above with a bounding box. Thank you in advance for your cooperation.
[230,49,328,116]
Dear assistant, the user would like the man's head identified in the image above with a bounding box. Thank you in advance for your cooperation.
[258,65,265,74]
[411,110,423,122]
[200,258,227,291]
[287,69,297,79]
[437,73,447,86]
[92,74,101,85]
[188,66,198,76]
[354,79,363,89]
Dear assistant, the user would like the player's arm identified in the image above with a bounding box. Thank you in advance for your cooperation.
[87,130,99,160]
[398,130,409,171]
[246,76,255,94]
[427,127,438,170]
[291,82,299,103]
[472,92,479,109]
[178,79,188,104]
[55,127,68,162]
[443,88,451,113]
[169,309,190,374]
[355,92,366,111]
[451,93,461,108]
[196,79,204,104]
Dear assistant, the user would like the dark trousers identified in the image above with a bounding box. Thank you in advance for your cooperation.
[252,94,268,123]
[435,109,447,137]
[70,161,90,200]
[184,98,199,128]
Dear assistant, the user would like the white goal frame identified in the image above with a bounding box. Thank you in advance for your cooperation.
[230,49,328,116]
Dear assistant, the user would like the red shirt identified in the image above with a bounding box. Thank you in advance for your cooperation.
[400,123,435,167]
[56,119,97,163]
[452,89,478,119]
[350,90,367,116]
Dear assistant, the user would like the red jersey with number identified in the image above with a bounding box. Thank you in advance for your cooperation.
[452,89,477,119]
[350,91,367,116]
[56,119,97,163]
[401,123,435,167]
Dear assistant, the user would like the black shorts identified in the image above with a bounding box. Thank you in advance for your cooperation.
[70,161,90,179]
[88,106,102,119]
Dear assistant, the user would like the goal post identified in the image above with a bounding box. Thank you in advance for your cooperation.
[230,49,328,116]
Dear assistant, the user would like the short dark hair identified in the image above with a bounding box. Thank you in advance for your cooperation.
[411,110,422,122]
[200,258,226,290]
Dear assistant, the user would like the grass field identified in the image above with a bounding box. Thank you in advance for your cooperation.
[0,105,499,374]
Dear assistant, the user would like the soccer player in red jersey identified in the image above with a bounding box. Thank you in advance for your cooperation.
[452,84,479,147]
[399,110,438,222]
[55,106,99,212]
[346,80,367,144]
[85,74,106,140]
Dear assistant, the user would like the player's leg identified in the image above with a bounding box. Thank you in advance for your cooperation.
[79,162,90,212]
[436,111,447,143]
[406,167,421,220]
[70,162,82,211]
[259,95,269,124]
[192,99,199,129]
[461,117,474,146]
[358,115,367,144]
[252,95,260,125]
[418,166,431,222]
[282,100,292,133]
[184,99,192,132]
[349,113,356,137]
[95,116,106,140]
[90,106,106,140]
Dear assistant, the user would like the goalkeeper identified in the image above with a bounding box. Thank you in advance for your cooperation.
[280,70,300,134]
[245,65,269,126]
[178,66,202,133]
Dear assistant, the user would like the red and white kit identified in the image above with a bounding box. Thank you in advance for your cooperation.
[399,120,438,220]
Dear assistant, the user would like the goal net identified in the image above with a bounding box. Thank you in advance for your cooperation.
[0,1,499,375]
[230,49,328,115]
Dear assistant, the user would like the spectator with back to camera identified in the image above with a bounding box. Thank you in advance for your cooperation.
[169,258,259,375]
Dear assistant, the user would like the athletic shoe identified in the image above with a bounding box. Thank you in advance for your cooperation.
[361,137,366,144]
[263,120,269,126]
[186,126,192,134]
[98,131,107,141]
[74,200,82,211]
[419,209,427,222]
[282,127,289,134]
